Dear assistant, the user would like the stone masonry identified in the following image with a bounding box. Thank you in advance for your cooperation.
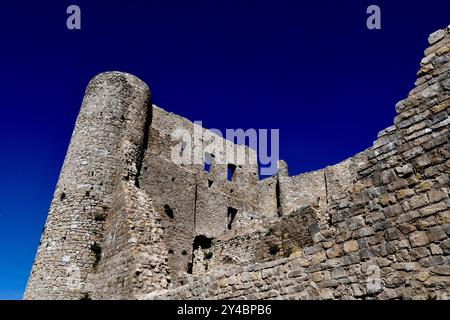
[25,25,450,300]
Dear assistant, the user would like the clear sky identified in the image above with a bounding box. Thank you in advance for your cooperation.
[0,0,449,300]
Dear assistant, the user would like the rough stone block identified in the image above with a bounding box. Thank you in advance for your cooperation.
[312,272,324,282]
[419,201,447,216]
[353,227,375,239]
[331,267,347,279]
[409,194,429,209]
[343,240,359,253]
[392,262,420,271]
[311,251,327,264]
[419,256,445,268]
[428,226,447,242]
[336,231,352,244]
[385,204,404,219]
[409,231,430,247]
[398,223,417,235]
[431,265,450,275]
[428,189,448,203]
[385,228,400,241]
[360,249,376,261]
[395,164,414,177]
[342,254,360,266]
[24,28,450,300]
[326,244,342,259]
[416,271,431,282]
[414,154,432,168]
[416,180,434,193]
[430,243,444,255]
[378,242,396,256]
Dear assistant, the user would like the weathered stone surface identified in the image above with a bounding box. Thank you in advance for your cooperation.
[419,202,447,216]
[331,267,347,279]
[385,228,400,241]
[430,243,444,255]
[428,189,448,203]
[311,251,327,264]
[343,240,359,253]
[398,223,417,235]
[419,256,445,268]
[416,180,433,192]
[410,231,430,247]
[395,164,413,177]
[409,194,429,209]
[25,25,450,301]
[326,244,342,259]
[336,231,352,244]
[392,262,420,271]
[428,226,447,242]
[442,78,450,90]
[411,247,431,260]
[428,29,446,44]
[416,271,431,282]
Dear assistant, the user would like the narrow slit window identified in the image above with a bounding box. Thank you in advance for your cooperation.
[276,180,282,217]
[227,164,236,181]
[227,207,238,230]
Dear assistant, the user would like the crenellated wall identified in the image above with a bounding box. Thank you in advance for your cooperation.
[25,25,450,300]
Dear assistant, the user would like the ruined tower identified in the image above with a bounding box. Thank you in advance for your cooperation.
[25,25,450,300]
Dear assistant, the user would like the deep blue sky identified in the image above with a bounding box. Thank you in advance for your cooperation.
[0,1,448,299]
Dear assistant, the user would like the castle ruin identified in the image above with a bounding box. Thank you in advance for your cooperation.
[25,26,450,300]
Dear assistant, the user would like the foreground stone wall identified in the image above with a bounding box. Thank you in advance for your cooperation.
[25,25,450,300]
[196,206,319,274]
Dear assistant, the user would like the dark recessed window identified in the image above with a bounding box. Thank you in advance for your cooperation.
[227,207,238,230]
[164,204,174,219]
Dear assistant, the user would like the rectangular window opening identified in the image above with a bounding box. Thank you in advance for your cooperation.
[204,153,214,173]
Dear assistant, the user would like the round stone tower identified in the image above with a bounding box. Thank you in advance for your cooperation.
[24,72,151,299]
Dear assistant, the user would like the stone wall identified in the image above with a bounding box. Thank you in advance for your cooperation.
[149,25,450,300]
[137,106,264,284]
[194,206,319,274]
[25,25,450,300]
